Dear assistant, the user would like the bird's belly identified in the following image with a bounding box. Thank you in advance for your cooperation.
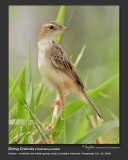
[38,52,77,93]
[38,52,59,91]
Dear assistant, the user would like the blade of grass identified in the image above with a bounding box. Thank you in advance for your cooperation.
[59,122,66,144]
[74,45,86,67]
[9,118,17,134]
[35,90,50,112]
[57,6,76,44]
[107,109,118,120]
[27,42,35,113]
[9,119,34,126]
[56,6,66,43]
[25,42,35,142]
[52,117,64,142]
[66,108,89,144]
[64,100,84,118]
[9,125,21,143]
[73,120,119,144]
[9,103,17,118]
[17,68,26,119]
[10,132,32,144]
[9,63,27,104]
[66,7,76,26]
[10,69,46,143]
[98,91,111,98]
[13,86,44,130]
[22,106,30,144]
[9,62,47,143]
[35,83,44,105]
[88,74,119,98]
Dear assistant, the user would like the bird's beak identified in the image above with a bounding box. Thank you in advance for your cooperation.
[59,26,69,30]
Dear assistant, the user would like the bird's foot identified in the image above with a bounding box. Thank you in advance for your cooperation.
[44,124,54,130]
[51,93,71,110]
[51,99,60,110]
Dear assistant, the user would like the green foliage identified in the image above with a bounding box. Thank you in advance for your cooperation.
[74,120,119,144]
[9,6,119,144]
[56,6,66,43]
[74,45,86,67]
[9,63,27,104]
[52,117,64,142]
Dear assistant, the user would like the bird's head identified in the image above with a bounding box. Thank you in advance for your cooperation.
[37,21,69,41]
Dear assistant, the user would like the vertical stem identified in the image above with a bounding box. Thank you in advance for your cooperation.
[89,115,103,144]
[51,94,59,126]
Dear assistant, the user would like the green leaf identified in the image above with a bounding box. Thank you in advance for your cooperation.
[69,109,89,143]
[66,7,76,27]
[22,105,32,144]
[56,6,66,26]
[98,92,111,98]
[26,82,33,106]
[35,85,50,112]
[27,42,35,114]
[88,74,119,99]
[9,63,27,104]
[74,45,86,67]
[64,100,84,118]
[73,120,119,144]
[22,107,30,144]
[9,125,21,143]
[56,6,66,43]
[9,119,34,126]
[10,76,46,143]
[25,107,30,131]
[23,42,35,143]
[113,137,119,144]
[9,103,17,118]
[17,68,26,119]
[56,6,76,44]
[35,83,44,105]
[9,75,14,89]
[42,115,52,125]
[59,122,66,144]
[12,85,44,132]
[9,75,26,118]
[14,87,26,106]
[52,117,64,142]
[108,109,118,120]
[9,132,31,144]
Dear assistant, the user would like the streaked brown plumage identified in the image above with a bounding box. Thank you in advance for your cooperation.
[37,21,103,121]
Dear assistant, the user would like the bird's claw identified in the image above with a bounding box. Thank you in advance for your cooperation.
[51,99,60,110]
[45,124,54,130]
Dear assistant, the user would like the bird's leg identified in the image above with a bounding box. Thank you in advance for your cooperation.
[44,124,54,130]
[57,103,65,119]
[64,92,71,98]
[57,88,66,119]
[46,91,71,129]
[51,99,60,110]
[51,92,71,110]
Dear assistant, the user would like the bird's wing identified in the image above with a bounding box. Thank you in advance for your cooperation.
[51,41,84,89]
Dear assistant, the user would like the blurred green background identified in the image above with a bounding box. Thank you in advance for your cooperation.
[9,6,119,143]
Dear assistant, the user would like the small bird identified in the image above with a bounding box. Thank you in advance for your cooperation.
[37,21,103,121]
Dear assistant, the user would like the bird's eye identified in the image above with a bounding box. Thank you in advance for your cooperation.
[50,25,54,30]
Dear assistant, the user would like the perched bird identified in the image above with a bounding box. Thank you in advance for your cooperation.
[37,21,103,121]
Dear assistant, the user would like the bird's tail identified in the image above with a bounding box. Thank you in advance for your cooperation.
[81,89,103,120]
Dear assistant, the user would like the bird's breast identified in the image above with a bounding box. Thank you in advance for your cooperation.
[38,41,59,91]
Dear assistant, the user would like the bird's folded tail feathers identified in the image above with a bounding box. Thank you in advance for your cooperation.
[81,89,103,120]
